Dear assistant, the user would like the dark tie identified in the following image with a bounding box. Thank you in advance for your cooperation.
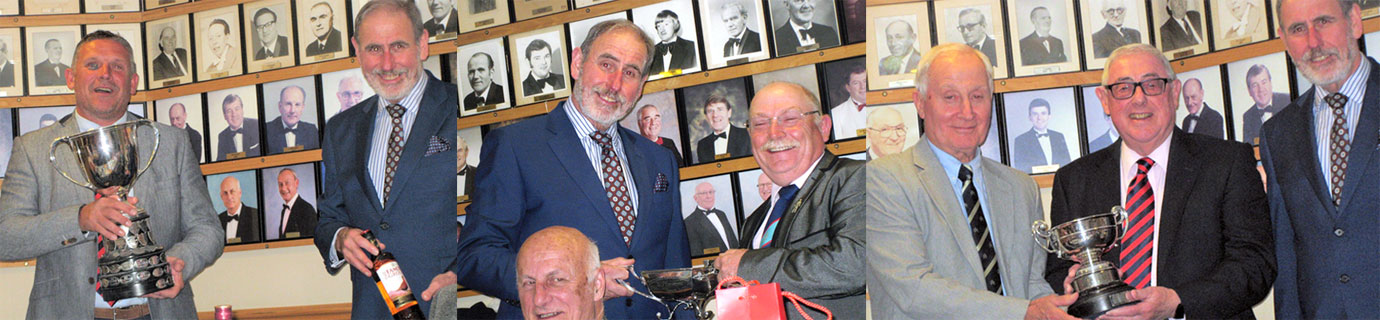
[714,133,727,139]
[758,184,799,248]
[382,104,406,205]
[1036,133,1048,138]
[959,165,1003,294]
[592,132,636,245]
[728,38,742,54]
[1183,115,1199,132]
[1325,93,1351,207]
[281,204,291,234]
[1121,157,1156,289]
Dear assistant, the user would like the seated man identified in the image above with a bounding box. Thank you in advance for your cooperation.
[517,226,606,320]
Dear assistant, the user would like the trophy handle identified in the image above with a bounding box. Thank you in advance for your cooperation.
[49,136,98,191]
[132,120,160,183]
[1031,220,1058,254]
[1110,206,1127,240]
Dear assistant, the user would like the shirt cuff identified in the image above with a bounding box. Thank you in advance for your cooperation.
[328,227,347,269]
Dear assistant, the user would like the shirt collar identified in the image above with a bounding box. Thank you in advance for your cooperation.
[1119,130,1173,171]
[284,194,299,208]
[781,153,824,190]
[928,139,983,181]
[74,110,129,132]
[790,19,813,33]
[1313,57,1370,111]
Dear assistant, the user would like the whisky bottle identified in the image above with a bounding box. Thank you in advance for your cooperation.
[363,230,426,320]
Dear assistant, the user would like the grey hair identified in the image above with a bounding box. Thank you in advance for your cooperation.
[1277,0,1355,22]
[353,0,426,41]
[721,2,748,19]
[584,240,600,286]
[579,19,656,72]
[1030,6,1049,20]
[958,8,986,25]
[1100,43,1175,85]
[77,30,137,71]
[914,43,993,98]
[223,94,243,111]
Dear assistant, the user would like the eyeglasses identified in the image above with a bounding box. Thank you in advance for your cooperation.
[1104,78,1171,100]
[867,125,906,136]
[748,110,820,132]
[957,22,984,32]
[255,20,277,30]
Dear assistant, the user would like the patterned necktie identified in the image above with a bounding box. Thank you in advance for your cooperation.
[959,165,1003,294]
[591,132,636,245]
[759,184,799,249]
[382,104,406,205]
[1325,93,1351,207]
[1121,157,1156,289]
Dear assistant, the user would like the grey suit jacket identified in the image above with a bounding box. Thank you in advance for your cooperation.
[867,136,1054,319]
[0,113,224,319]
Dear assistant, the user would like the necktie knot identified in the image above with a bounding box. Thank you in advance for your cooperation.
[1325,92,1348,111]
[958,164,974,183]
[591,131,614,148]
[386,104,406,119]
[1037,133,1049,138]
[714,132,727,139]
[1136,157,1155,173]
[777,184,799,201]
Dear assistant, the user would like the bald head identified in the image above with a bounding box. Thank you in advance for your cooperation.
[517,226,604,320]
[219,176,243,213]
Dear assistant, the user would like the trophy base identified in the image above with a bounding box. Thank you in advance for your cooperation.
[1068,282,1139,319]
[98,249,173,301]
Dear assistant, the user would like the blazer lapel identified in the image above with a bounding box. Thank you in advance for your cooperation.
[546,102,623,238]
[1280,91,1336,217]
[352,98,386,212]
[1338,59,1380,213]
[381,76,449,210]
[979,162,1016,277]
[913,141,983,274]
[1155,131,1198,273]
[774,152,837,245]
[1088,146,1124,258]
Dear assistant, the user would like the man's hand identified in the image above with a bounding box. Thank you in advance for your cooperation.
[1063,263,1080,293]
[713,249,747,279]
[420,271,457,301]
[1025,292,1080,320]
[78,187,137,240]
[142,256,185,299]
[1098,286,1180,320]
[599,257,635,299]
[334,228,382,276]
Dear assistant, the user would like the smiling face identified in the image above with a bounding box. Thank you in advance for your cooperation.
[352,7,429,103]
[1182,79,1204,114]
[277,169,298,202]
[220,176,243,213]
[1096,50,1179,155]
[787,0,816,24]
[755,173,772,200]
[749,83,830,186]
[868,107,908,157]
[846,71,866,101]
[223,97,244,130]
[467,54,493,93]
[1029,104,1050,131]
[637,105,662,140]
[722,4,746,36]
[67,38,139,124]
[885,21,915,57]
[694,182,716,209]
[278,86,305,126]
[517,227,605,320]
[310,3,333,39]
[255,10,279,47]
[1247,71,1272,107]
[569,27,650,131]
[914,49,992,162]
[1279,0,1364,91]
[705,102,731,132]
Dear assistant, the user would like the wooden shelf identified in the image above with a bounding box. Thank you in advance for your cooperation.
[198,149,321,175]
[0,11,142,27]
[457,0,665,47]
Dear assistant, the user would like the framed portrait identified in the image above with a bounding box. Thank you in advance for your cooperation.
[840,0,865,44]
[1007,0,1081,76]
[457,126,482,202]
[0,0,16,16]
[508,26,571,105]
[1362,0,1380,18]
[86,0,140,13]
[155,94,208,163]
[23,0,78,15]
[1151,0,1211,59]
[679,174,740,257]
[244,0,297,73]
[1176,65,1229,140]
[634,1,703,80]
[766,0,841,56]
[1227,51,1290,145]
[699,0,772,69]
[146,15,194,89]
[262,76,321,155]
[207,85,263,161]
[17,106,74,135]
[679,77,753,165]
[617,90,685,166]
[1292,64,1312,95]
[935,0,1009,79]
[864,103,920,160]
[820,57,867,141]
[459,0,511,33]
[207,170,263,244]
[1080,85,1118,153]
[1080,0,1151,69]
[26,25,80,95]
[146,0,188,10]
[574,0,612,8]
[568,12,628,51]
[513,0,568,21]
[866,2,931,90]
[0,28,23,96]
[735,169,770,219]
[1002,87,1082,174]
[751,64,821,102]
[416,0,459,42]
[195,6,246,81]
[424,54,444,77]
[459,38,511,116]
[0,109,12,177]
[296,0,349,63]
[84,24,145,91]
[320,68,373,122]
[260,162,319,240]
[1212,0,1269,49]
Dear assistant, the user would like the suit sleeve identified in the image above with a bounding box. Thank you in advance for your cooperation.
[455,127,524,301]
[165,129,227,279]
[738,164,865,300]
[1044,171,1077,293]
[1260,134,1300,318]
[0,135,95,260]
[314,122,350,272]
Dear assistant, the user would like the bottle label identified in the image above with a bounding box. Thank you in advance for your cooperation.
[374,261,419,314]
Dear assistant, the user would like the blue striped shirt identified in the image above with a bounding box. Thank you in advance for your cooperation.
[367,76,428,206]
[562,101,639,218]
[1311,60,1368,193]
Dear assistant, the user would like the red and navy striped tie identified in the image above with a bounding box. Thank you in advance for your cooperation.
[1120,157,1156,289]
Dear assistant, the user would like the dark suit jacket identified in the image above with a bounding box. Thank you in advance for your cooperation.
[695,125,751,164]
[279,196,318,237]
[264,117,320,153]
[1261,58,1380,318]
[219,205,262,243]
[773,22,840,55]
[685,208,735,255]
[1092,24,1142,58]
[0,62,14,87]
[424,10,459,36]
[1159,11,1206,51]
[723,29,763,57]
[521,72,565,96]
[1241,92,1290,144]
[463,83,505,111]
[1045,130,1274,319]
[1011,128,1072,172]
[151,49,189,81]
[649,38,698,74]
[314,72,458,318]
[216,119,261,161]
[1018,33,1067,65]
[738,152,866,319]
[33,60,69,86]
[304,29,343,56]
[1182,105,1225,139]
[457,102,690,319]
[458,164,476,196]
[184,126,203,161]
[254,36,291,60]
[972,37,998,67]
[654,136,681,167]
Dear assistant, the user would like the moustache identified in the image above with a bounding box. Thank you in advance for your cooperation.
[1304,47,1340,63]
[588,85,625,106]
[371,68,409,78]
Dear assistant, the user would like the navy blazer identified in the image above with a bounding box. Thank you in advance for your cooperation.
[458,102,690,319]
[314,73,458,318]
[1261,58,1380,319]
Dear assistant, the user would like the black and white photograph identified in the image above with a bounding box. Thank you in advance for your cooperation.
[821,57,867,140]
[0,28,23,96]
[699,0,771,69]
[679,174,740,256]
[1152,0,1210,58]
[634,1,703,80]
[573,0,612,8]
[1007,0,1082,76]
[26,26,79,95]
[416,0,459,42]
[459,38,511,116]
[734,169,770,225]
[1080,85,1119,153]
[1002,87,1082,174]
[1362,0,1380,17]
[85,24,146,91]
[155,94,208,163]
[767,0,841,56]
[459,0,511,33]
[1080,0,1151,69]
[244,0,297,73]
[981,113,1002,163]
[508,26,570,105]
[207,170,262,244]
[85,0,139,13]
[513,0,568,21]
[260,163,319,240]
[864,103,920,160]
[23,0,77,15]
[840,0,866,44]
[146,0,188,10]
[1227,51,1290,145]
[0,109,13,177]
[618,90,685,166]
[1176,65,1229,140]
[146,15,194,89]
[17,106,74,135]
[681,77,753,165]
[865,2,930,90]
[568,12,628,52]
[262,76,321,155]
[321,68,374,122]
[1213,0,1269,49]
[195,6,246,81]
[751,64,820,103]
[457,127,482,202]
[935,0,1010,78]
[208,85,263,161]
[296,0,349,62]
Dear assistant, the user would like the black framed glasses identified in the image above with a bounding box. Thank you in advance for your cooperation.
[1104,78,1171,100]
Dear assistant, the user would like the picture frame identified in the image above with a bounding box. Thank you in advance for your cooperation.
[699,0,772,69]
[1080,85,1118,153]
[508,26,571,105]
[839,0,866,44]
[766,0,842,56]
[207,170,264,245]
[734,169,770,221]
[458,0,511,33]
[863,103,920,160]
[0,28,23,96]
[195,5,246,81]
[1211,0,1270,49]
[26,25,80,95]
[567,12,628,51]
[155,93,208,163]
[820,57,867,141]
[678,174,740,257]
[261,76,321,155]
[320,68,373,122]
[1151,0,1211,59]
[573,0,613,9]
[1006,0,1082,76]
[1001,87,1082,174]
[1080,0,1151,69]
[23,0,78,15]
[866,2,931,90]
[207,85,263,161]
[260,162,319,240]
[296,0,350,63]
[457,126,482,202]
[459,38,512,116]
[0,0,17,16]
[1226,51,1290,145]
[85,0,140,13]
[1175,65,1230,140]
[17,105,74,135]
[934,0,1009,79]
[618,90,685,167]
[0,109,13,177]
[416,0,459,42]
[633,0,704,81]
[145,0,188,10]
[146,15,194,89]
[244,0,297,73]
[679,77,753,165]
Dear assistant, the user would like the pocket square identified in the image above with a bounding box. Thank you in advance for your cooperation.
[425,135,452,155]
[654,173,669,192]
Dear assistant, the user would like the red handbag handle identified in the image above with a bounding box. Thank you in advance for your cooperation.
[715,276,834,320]
[716,276,759,289]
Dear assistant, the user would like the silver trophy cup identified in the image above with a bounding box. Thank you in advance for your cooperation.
[1032,206,1139,319]
[49,120,169,301]
[619,261,720,320]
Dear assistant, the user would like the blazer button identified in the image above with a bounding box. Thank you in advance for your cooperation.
[88,277,95,284]
[1334,228,1345,237]
[380,222,390,230]
[625,298,633,307]
[1340,274,1351,283]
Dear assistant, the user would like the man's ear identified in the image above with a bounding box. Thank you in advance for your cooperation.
[592,270,607,301]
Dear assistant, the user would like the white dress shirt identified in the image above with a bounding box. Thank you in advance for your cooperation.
[1117,132,1173,287]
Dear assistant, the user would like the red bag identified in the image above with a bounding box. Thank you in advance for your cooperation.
[715,276,832,320]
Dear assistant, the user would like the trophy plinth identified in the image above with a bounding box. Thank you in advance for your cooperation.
[620,261,719,320]
[1033,206,1140,319]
